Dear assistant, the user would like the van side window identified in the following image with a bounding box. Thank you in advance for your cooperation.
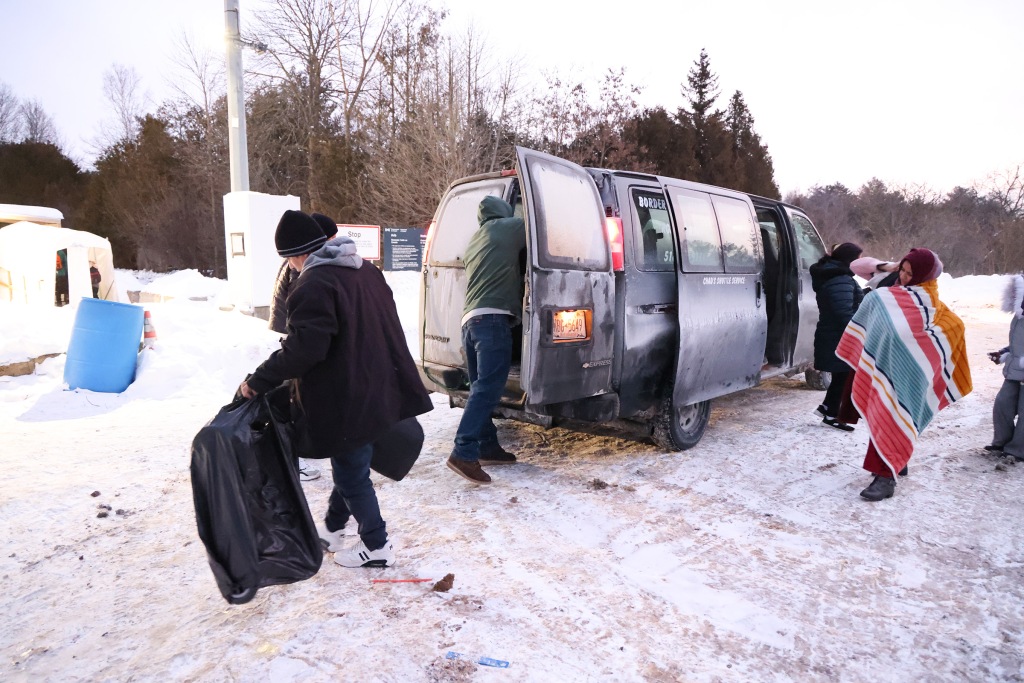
[631,190,674,271]
[429,182,507,265]
[528,158,609,270]
[711,195,758,273]
[787,210,826,270]
[667,189,723,272]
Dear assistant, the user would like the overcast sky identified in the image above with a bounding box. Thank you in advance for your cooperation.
[1,0,1021,196]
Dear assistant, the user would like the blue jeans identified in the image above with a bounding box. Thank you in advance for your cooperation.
[325,443,387,550]
[452,314,513,462]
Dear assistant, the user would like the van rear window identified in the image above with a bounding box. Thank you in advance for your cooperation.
[429,182,508,265]
[526,157,608,271]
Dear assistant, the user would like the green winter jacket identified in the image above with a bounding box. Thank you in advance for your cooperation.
[463,196,526,320]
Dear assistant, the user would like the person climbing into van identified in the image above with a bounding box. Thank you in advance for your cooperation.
[446,196,526,485]
[836,248,972,501]
[810,242,863,431]
[985,273,1024,462]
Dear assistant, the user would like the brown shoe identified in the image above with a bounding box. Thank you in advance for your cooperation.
[478,445,517,465]
[446,456,491,484]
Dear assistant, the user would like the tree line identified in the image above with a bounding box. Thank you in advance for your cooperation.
[0,0,1021,278]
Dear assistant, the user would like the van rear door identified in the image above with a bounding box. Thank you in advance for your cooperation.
[660,181,766,404]
[420,179,510,389]
[515,147,615,406]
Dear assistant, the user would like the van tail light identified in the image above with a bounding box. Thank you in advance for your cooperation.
[605,217,624,271]
[424,220,437,263]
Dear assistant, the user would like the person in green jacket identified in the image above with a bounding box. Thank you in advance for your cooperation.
[447,196,526,485]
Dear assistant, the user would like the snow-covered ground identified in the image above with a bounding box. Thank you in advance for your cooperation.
[2,270,1022,682]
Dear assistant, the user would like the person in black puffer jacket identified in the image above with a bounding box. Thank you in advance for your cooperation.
[810,242,863,430]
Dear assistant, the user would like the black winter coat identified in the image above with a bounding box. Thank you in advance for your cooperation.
[810,258,864,372]
[247,260,432,454]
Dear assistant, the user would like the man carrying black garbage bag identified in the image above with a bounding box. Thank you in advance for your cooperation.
[240,209,432,568]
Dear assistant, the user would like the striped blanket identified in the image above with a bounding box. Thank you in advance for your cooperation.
[836,280,972,476]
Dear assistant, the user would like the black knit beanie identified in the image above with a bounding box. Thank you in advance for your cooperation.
[275,210,328,257]
[311,212,338,239]
[830,242,863,265]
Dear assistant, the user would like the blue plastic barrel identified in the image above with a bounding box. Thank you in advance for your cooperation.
[64,298,145,393]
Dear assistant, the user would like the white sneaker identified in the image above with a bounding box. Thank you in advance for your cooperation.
[298,461,321,481]
[316,522,348,552]
[333,539,396,568]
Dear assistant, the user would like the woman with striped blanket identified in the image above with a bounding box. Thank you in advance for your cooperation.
[836,248,973,501]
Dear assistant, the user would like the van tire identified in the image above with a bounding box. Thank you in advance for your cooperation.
[652,397,711,452]
[804,369,831,391]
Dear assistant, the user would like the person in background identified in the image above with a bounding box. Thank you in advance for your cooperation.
[311,213,338,244]
[55,249,69,306]
[241,209,432,567]
[446,196,526,485]
[268,212,340,483]
[836,248,972,501]
[90,261,101,298]
[810,242,864,431]
[985,273,1024,462]
[850,256,899,292]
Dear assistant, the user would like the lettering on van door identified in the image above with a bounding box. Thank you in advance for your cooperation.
[701,275,747,285]
[637,196,668,211]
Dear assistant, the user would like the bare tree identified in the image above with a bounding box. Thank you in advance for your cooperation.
[360,16,522,225]
[169,32,225,117]
[99,64,147,145]
[0,82,21,142]
[20,99,62,147]
[166,33,231,274]
[982,164,1024,220]
[248,0,343,209]
[331,0,405,140]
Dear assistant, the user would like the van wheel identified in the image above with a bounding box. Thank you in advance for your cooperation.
[652,397,711,452]
[805,369,831,391]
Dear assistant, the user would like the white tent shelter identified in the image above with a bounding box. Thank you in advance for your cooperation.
[0,221,121,305]
[0,203,64,227]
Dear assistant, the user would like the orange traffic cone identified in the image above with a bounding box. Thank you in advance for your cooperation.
[143,309,157,349]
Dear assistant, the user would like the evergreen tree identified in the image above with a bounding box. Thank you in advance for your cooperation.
[623,106,695,178]
[0,142,86,225]
[679,49,729,185]
[725,90,779,198]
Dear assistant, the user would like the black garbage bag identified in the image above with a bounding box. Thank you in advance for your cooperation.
[190,396,322,604]
[273,380,425,482]
[370,416,425,481]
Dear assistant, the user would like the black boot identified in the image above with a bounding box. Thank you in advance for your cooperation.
[898,465,908,477]
[860,475,896,501]
[823,417,854,432]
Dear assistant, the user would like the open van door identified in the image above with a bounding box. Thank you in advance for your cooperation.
[661,181,766,406]
[515,147,615,407]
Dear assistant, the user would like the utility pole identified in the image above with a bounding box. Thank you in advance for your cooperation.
[221,0,293,320]
[224,0,249,192]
